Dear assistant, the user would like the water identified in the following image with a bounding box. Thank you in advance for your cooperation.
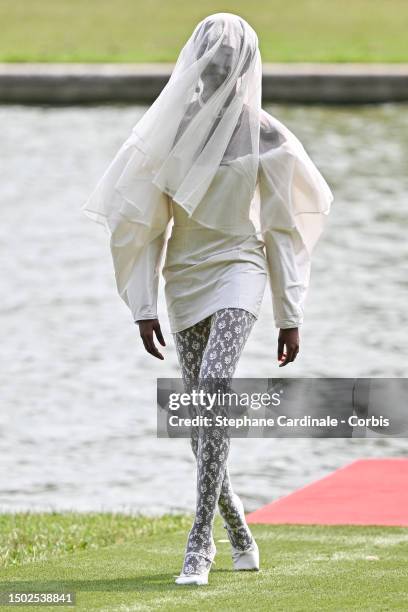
[1,103,407,514]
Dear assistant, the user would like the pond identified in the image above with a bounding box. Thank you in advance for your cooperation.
[1,103,407,514]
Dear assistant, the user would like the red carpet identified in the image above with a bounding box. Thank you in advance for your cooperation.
[246,458,408,526]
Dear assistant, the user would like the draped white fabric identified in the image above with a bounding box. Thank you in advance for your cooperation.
[82,12,333,298]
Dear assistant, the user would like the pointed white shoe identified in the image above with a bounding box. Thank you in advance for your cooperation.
[223,494,260,571]
[174,548,216,586]
[175,571,209,586]
[231,539,260,571]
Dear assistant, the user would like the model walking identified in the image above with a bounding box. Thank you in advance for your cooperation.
[82,13,333,585]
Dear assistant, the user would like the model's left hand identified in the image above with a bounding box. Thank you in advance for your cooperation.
[278,328,299,367]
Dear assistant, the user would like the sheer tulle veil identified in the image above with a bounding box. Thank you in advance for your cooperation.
[82,12,333,279]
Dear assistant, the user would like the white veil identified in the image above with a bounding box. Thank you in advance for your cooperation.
[82,12,333,270]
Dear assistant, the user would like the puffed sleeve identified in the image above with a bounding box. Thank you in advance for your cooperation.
[258,110,333,329]
[259,173,311,329]
[120,223,171,322]
[82,140,173,322]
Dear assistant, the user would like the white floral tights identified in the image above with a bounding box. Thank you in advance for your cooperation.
[174,308,256,575]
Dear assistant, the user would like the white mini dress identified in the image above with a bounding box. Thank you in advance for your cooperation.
[124,151,311,334]
[162,197,268,332]
[83,106,332,331]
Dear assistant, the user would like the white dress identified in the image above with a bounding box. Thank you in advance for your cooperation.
[123,148,311,333]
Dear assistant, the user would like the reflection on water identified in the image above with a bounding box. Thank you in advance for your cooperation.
[1,103,407,513]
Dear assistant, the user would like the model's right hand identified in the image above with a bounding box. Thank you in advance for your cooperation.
[136,318,166,360]
[278,327,299,367]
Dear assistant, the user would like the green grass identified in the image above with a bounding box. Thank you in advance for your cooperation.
[1,512,407,611]
[0,0,407,63]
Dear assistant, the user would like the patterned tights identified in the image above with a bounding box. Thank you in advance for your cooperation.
[174,308,256,575]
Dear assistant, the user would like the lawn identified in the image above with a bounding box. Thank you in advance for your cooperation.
[0,0,407,63]
[1,512,407,611]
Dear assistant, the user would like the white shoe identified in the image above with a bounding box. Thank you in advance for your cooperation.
[174,572,209,586]
[231,539,260,571]
[174,548,216,586]
[223,494,260,571]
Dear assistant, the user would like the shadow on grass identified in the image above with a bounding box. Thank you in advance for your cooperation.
[0,569,249,593]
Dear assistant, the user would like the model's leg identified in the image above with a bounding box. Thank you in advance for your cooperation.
[174,315,212,465]
[218,466,254,550]
[174,315,253,546]
[180,308,256,575]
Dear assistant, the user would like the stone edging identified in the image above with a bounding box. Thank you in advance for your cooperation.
[1,63,407,104]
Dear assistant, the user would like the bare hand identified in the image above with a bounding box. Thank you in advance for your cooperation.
[278,328,299,367]
[137,318,166,360]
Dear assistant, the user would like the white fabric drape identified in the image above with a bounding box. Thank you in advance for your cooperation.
[81,12,333,308]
